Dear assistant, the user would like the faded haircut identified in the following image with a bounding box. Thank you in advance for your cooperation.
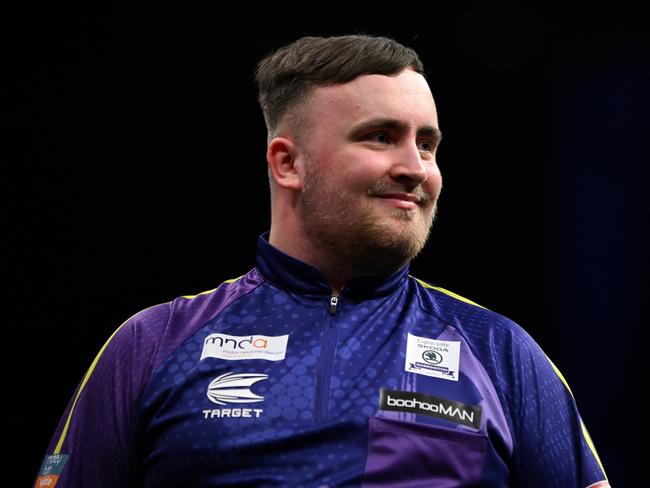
[255,35,425,142]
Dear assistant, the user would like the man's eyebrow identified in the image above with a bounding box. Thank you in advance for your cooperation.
[418,125,443,144]
[349,117,442,143]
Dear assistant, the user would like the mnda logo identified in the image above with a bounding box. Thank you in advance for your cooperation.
[200,333,289,361]
[207,372,268,405]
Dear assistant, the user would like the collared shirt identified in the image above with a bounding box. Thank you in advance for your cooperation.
[35,233,609,487]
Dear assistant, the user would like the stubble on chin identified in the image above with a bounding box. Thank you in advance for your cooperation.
[299,149,438,275]
[301,188,436,275]
[352,200,436,270]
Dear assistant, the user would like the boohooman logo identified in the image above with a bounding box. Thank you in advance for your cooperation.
[206,372,268,405]
[380,388,482,429]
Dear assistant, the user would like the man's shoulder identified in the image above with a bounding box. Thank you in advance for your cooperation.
[408,275,531,343]
[409,276,487,310]
[98,269,264,371]
[165,269,264,320]
[408,276,554,400]
[122,269,262,332]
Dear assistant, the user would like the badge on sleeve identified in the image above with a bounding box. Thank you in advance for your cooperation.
[35,454,69,487]
[405,333,460,381]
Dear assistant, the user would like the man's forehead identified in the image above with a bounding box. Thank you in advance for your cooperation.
[310,71,438,128]
[317,70,431,98]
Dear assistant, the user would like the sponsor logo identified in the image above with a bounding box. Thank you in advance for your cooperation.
[35,454,69,488]
[422,350,443,364]
[203,372,269,420]
[405,333,460,381]
[202,408,263,419]
[200,333,289,361]
[379,388,482,429]
[207,372,268,405]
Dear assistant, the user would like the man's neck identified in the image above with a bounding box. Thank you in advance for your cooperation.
[269,227,363,295]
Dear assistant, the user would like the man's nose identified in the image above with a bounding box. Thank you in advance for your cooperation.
[389,141,429,186]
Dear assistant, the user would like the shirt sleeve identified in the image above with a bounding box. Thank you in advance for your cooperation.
[508,328,610,488]
[33,304,170,488]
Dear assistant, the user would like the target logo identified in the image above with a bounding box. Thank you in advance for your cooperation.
[206,372,268,405]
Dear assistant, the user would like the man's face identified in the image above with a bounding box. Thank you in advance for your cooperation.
[296,69,443,274]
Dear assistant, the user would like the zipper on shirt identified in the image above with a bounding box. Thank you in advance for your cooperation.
[315,293,340,420]
[329,295,338,315]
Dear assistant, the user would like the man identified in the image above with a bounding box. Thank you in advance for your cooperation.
[35,35,609,487]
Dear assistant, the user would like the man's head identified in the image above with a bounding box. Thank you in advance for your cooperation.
[256,35,425,144]
[256,35,442,284]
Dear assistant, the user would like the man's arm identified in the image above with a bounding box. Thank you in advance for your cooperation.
[509,331,609,487]
[34,304,169,487]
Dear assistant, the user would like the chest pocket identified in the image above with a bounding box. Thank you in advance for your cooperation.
[362,416,487,487]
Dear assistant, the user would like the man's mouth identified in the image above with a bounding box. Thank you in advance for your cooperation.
[371,192,423,210]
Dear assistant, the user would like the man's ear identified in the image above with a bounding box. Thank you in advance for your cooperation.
[267,137,303,191]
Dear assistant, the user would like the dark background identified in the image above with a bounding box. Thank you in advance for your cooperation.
[6,3,648,486]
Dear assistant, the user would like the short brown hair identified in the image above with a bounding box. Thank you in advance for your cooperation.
[255,35,425,139]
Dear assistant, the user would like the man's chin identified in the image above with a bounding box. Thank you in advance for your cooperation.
[355,225,430,270]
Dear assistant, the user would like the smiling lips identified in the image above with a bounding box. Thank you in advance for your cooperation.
[372,192,423,210]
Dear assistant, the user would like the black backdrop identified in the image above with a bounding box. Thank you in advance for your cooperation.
[6,3,648,486]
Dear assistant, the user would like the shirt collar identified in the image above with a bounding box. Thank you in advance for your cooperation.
[255,232,410,298]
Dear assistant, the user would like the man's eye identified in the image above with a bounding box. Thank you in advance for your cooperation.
[371,132,390,143]
[419,141,434,152]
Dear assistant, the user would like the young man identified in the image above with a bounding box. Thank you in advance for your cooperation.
[35,35,609,487]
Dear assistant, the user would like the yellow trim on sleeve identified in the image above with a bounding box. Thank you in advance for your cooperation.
[54,317,131,454]
[414,274,607,480]
[581,420,608,481]
[53,276,245,453]
[545,355,608,481]
[411,276,486,309]
[181,288,218,299]
[546,354,574,396]
[181,276,244,299]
